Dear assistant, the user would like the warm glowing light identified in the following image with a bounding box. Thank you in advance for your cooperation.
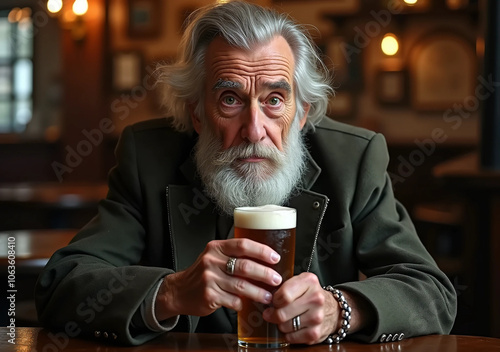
[381,34,399,56]
[8,8,20,22]
[21,8,32,18]
[47,0,63,14]
[446,0,466,10]
[72,0,88,16]
[62,10,77,24]
[8,7,32,22]
[404,0,418,4]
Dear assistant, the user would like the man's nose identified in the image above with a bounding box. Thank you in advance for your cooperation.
[241,104,266,143]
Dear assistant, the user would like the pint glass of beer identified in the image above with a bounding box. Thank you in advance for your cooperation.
[234,205,296,348]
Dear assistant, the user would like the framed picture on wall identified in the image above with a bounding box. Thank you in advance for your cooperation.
[112,51,143,92]
[375,70,408,106]
[128,0,162,38]
[410,31,477,111]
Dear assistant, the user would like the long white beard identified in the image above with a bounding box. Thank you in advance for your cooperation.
[194,118,307,216]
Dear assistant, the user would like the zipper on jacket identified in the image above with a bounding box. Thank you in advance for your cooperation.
[166,185,196,332]
[165,186,176,272]
[306,197,330,272]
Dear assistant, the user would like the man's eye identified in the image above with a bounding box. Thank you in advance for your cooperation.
[222,96,237,105]
[268,97,281,106]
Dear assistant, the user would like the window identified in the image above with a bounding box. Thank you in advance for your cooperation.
[0,8,33,133]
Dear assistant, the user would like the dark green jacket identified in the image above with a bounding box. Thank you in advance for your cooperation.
[35,117,456,345]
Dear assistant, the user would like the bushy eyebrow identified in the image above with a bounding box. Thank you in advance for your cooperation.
[266,80,292,93]
[213,79,242,91]
[212,78,292,94]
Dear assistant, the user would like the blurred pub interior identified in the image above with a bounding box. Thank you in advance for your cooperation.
[0,0,499,340]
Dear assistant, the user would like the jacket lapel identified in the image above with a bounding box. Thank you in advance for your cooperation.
[288,189,328,275]
[287,149,329,274]
[166,184,217,272]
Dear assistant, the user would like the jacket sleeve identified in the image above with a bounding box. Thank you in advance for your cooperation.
[35,126,173,345]
[336,133,457,343]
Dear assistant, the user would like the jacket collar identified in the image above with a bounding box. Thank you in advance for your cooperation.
[300,149,321,190]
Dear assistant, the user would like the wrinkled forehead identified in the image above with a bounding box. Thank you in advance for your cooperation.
[204,36,295,88]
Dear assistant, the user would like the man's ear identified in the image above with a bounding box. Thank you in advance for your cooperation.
[189,104,202,134]
[299,103,311,130]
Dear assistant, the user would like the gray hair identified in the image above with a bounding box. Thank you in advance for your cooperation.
[156,0,333,132]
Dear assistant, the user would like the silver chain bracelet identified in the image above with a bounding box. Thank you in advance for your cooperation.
[323,285,351,344]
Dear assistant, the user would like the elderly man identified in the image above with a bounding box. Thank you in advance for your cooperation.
[35,0,456,346]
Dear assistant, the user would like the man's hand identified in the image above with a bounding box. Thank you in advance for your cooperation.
[262,272,373,345]
[261,272,338,344]
[154,238,282,321]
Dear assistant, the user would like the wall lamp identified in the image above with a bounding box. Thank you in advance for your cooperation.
[47,0,89,41]
[381,33,400,56]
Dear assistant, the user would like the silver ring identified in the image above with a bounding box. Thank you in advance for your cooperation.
[226,257,237,275]
[292,315,301,331]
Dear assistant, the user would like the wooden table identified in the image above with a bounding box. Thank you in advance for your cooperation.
[0,182,108,205]
[0,229,76,270]
[0,182,107,230]
[1,328,500,351]
[0,230,77,326]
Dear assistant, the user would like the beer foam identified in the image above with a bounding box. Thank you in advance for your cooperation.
[234,205,296,230]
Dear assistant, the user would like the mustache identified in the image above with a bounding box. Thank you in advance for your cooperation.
[211,143,285,166]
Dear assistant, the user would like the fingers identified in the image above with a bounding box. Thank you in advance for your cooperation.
[218,275,273,306]
[285,320,327,345]
[262,287,319,327]
[220,256,282,305]
[262,307,327,345]
[205,284,243,311]
[261,273,336,345]
[214,239,283,288]
[214,238,281,265]
[200,239,283,308]
[272,272,320,308]
[230,257,283,286]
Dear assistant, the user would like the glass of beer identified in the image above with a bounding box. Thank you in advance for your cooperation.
[234,205,296,349]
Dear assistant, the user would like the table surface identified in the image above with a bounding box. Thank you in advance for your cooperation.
[0,182,108,205]
[1,328,500,352]
[433,152,500,186]
[0,229,76,266]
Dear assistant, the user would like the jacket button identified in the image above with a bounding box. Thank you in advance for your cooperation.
[379,334,387,342]
[312,201,320,209]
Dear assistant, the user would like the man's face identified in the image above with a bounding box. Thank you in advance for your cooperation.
[192,36,309,215]
[193,35,307,153]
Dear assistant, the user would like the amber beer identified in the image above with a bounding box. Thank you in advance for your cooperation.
[234,205,296,348]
